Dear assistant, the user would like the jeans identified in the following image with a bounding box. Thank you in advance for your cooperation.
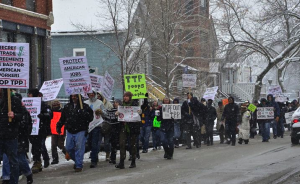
[152,129,161,149]
[99,131,111,153]
[174,123,181,139]
[89,127,101,163]
[270,120,277,136]
[140,126,152,150]
[262,122,271,141]
[160,128,174,150]
[0,139,19,184]
[277,119,285,137]
[66,131,87,169]
[2,152,32,180]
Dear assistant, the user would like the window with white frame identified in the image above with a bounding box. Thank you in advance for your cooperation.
[73,48,86,57]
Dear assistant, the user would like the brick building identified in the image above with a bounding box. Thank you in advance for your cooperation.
[0,0,53,91]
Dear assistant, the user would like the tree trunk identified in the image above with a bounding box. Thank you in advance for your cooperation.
[277,68,285,93]
[253,81,263,101]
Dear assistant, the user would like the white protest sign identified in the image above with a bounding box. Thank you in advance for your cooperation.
[88,116,104,133]
[182,74,197,88]
[275,94,288,102]
[102,71,114,99]
[203,86,219,100]
[90,74,104,92]
[285,111,295,124]
[257,107,274,120]
[0,42,30,89]
[59,56,92,96]
[118,106,141,122]
[268,85,282,96]
[22,97,41,135]
[39,78,63,101]
[162,104,181,119]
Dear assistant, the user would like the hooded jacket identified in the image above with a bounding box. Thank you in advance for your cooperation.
[97,92,113,110]
[221,97,239,124]
[206,101,217,130]
[267,94,280,119]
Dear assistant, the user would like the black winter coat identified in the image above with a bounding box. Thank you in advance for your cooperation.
[0,91,23,140]
[38,101,53,136]
[206,105,217,130]
[18,106,32,153]
[189,97,207,126]
[222,102,239,124]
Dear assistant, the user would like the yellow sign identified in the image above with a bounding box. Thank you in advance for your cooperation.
[124,74,147,99]
[248,104,257,112]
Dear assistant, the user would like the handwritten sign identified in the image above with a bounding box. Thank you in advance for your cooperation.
[118,106,141,122]
[90,74,103,93]
[285,111,295,124]
[203,86,218,100]
[88,116,104,133]
[102,71,114,99]
[248,104,257,112]
[22,97,41,135]
[106,109,118,122]
[124,74,147,99]
[268,85,282,96]
[39,78,63,101]
[275,94,288,102]
[257,107,274,120]
[182,74,197,88]
[59,56,92,96]
[162,104,181,119]
[0,42,30,89]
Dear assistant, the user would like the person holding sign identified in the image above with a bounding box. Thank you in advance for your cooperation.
[0,89,23,184]
[56,94,93,172]
[258,98,271,142]
[157,97,175,160]
[267,94,281,139]
[206,99,217,146]
[115,92,141,169]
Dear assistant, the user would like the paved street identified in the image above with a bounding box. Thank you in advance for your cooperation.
[26,132,300,184]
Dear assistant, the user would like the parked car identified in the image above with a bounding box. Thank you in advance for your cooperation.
[291,107,300,144]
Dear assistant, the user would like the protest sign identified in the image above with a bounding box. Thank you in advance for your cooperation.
[162,104,181,119]
[285,111,295,124]
[275,94,288,102]
[39,78,63,101]
[22,97,41,135]
[102,71,114,99]
[0,42,30,89]
[59,56,92,96]
[267,85,282,96]
[106,109,118,123]
[222,99,229,106]
[203,86,218,100]
[88,116,104,133]
[248,104,257,112]
[118,106,141,122]
[257,107,274,120]
[90,74,103,93]
[182,74,197,88]
[124,74,147,99]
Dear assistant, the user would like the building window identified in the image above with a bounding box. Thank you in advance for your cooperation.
[1,0,12,5]
[73,48,86,56]
[26,0,36,12]
[185,0,193,15]
[200,0,206,8]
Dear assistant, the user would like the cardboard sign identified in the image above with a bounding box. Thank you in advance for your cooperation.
[90,74,103,93]
[88,116,104,133]
[182,74,197,88]
[222,99,229,106]
[275,94,288,102]
[248,104,257,112]
[124,74,147,99]
[257,107,274,120]
[118,106,141,122]
[203,86,218,100]
[39,78,64,101]
[22,97,41,135]
[162,104,181,119]
[59,56,92,96]
[102,71,114,99]
[0,42,30,89]
[50,112,64,135]
[268,85,282,96]
[285,111,295,124]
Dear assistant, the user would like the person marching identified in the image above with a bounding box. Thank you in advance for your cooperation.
[238,103,251,144]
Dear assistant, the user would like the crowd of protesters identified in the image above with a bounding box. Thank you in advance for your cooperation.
[0,87,299,184]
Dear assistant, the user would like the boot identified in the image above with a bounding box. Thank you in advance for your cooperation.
[51,159,59,165]
[244,140,249,144]
[115,159,125,169]
[210,140,213,146]
[106,152,110,161]
[44,160,50,168]
[167,148,174,159]
[238,138,243,144]
[129,159,136,168]
[27,174,33,184]
[65,152,71,161]
[128,155,132,161]
[31,161,42,173]
[206,140,210,146]
[2,180,10,184]
[163,146,169,158]
[90,162,97,168]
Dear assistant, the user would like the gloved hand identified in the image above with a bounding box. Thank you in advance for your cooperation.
[37,114,44,119]
[56,126,61,135]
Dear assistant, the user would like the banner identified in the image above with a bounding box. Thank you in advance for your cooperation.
[0,42,30,89]
[124,74,147,99]
[267,85,282,96]
[102,71,114,99]
[162,104,181,119]
[257,107,274,120]
[203,86,218,100]
[59,56,92,96]
[182,74,197,88]
[22,97,41,135]
[118,106,141,122]
[247,104,257,112]
[90,74,103,93]
[88,116,104,133]
[39,78,64,101]
[50,112,64,135]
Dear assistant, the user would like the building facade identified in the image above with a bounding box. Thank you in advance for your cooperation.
[0,0,53,91]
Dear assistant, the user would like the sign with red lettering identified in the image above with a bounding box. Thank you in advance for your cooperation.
[118,106,141,122]
[102,71,114,99]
